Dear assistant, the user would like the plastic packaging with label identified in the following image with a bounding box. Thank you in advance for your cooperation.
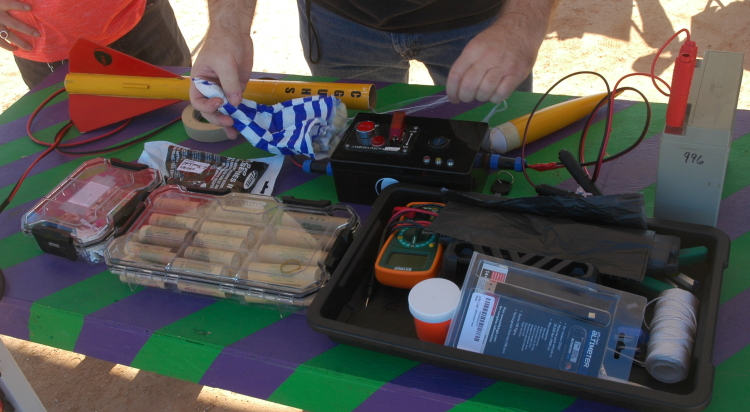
[22,158,162,263]
[105,185,358,306]
[445,252,647,381]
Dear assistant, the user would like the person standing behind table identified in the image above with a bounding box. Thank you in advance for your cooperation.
[188,0,557,140]
[0,0,191,88]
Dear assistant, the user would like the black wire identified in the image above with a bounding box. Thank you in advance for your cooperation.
[520,71,652,189]
[578,87,652,167]
[520,71,611,188]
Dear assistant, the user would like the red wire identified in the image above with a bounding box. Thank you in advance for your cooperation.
[8,120,70,201]
[520,29,689,186]
[587,71,672,182]
[56,117,181,156]
[4,86,157,209]
[26,88,133,149]
[387,207,439,227]
[650,28,690,97]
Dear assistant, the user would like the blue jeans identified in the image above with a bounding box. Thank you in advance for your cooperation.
[297,0,532,91]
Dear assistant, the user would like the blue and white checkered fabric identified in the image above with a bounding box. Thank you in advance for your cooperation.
[192,78,345,159]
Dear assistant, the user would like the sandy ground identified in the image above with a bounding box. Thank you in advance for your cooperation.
[1,0,748,410]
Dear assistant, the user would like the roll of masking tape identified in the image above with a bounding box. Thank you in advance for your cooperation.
[181,104,229,143]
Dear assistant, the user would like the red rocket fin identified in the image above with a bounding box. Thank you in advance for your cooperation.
[67,38,183,132]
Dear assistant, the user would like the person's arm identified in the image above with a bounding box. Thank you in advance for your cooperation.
[0,0,39,52]
[445,0,557,104]
[189,0,256,139]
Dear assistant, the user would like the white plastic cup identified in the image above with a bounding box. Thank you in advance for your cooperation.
[408,278,461,344]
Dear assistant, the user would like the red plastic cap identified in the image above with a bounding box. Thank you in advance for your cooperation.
[356,121,376,133]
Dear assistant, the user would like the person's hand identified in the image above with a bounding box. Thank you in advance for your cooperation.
[446,1,554,104]
[0,0,39,52]
[189,0,256,140]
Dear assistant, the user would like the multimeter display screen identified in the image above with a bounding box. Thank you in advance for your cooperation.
[386,252,429,268]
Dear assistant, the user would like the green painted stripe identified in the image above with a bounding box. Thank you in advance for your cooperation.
[0,232,44,268]
[1,122,187,210]
[130,300,284,382]
[719,232,750,304]
[449,380,575,412]
[506,102,667,199]
[28,270,140,350]
[219,143,274,160]
[268,345,418,412]
[0,120,72,168]
[642,184,657,218]
[723,131,750,198]
[0,84,68,126]
[705,344,750,412]
[279,175,340,204]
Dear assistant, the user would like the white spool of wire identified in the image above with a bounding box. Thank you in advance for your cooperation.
[645,288,699,383]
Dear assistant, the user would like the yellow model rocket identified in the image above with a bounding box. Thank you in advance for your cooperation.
[483,92,618,153]
[64,38,377,132]
[64,73,376,111]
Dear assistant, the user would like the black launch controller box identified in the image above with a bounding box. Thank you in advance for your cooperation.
[329,112,488,204]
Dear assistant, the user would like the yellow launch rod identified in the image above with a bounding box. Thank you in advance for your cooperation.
[64,73,376,111]
[484,91,620,153]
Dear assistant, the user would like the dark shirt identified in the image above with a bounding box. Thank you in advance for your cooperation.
[310,0,506,32]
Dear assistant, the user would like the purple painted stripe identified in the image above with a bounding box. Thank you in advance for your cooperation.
[712,287,750,365]
[717,187,750,241]
[557,135,660,194]
[75,288,215,365]
[0,103,188,189]
[354,364,495,412]
[223,312,336,364]
[200,312,335,398]
[0,199,38,240]
[272,158,318,195]
[0,298,32,340]
[31,66,69,92]
[388,363,494,401]
[75,322,150,366]
[0,100,70,145]
[563,398,635,412]
[4,254,104,302]
[199,352,295,399]
[556,105,750,196]
[354,385,455,412]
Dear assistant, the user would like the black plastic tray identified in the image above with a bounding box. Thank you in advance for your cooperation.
[308,183,730,412]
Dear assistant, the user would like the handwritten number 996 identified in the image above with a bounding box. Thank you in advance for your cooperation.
[684,152,704,165]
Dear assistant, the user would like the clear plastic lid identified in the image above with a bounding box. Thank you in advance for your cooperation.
[22,158,161,252]
[445,252,647,381]
[105,185,358,304]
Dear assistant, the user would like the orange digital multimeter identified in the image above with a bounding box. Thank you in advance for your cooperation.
[374,202,444,289]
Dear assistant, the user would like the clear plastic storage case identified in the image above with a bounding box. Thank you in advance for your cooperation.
[105,185,358,306]
[22,158,162,263]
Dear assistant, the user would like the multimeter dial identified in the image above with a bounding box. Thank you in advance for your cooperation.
[396,227,438,249]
